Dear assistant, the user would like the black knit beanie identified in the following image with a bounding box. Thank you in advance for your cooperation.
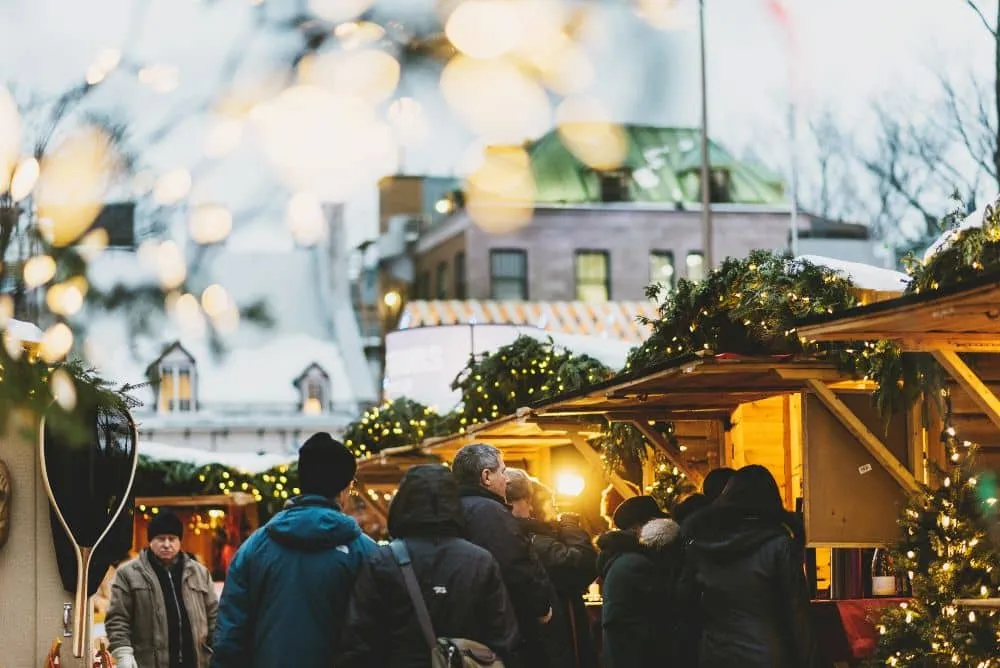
[147,511,183,541]
[298,433,357,498]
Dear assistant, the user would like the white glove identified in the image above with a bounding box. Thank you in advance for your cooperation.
[111,646,138,668]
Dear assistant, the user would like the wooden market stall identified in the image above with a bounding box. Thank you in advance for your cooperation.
[132,492,260,581]
[798,271,1000,615]
[799,271,1000,470]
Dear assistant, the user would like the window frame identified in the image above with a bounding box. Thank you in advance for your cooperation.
[158,363,196,413]
[649,250,676,291]
[575,250,611,302]
[685,251,706,283]
[454,251,466,299]
[489,249,528,300]
[435,261,449,300]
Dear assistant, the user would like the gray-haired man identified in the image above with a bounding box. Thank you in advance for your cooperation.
[453,443,559,667]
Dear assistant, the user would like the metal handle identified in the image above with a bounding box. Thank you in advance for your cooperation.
[62,602,72,637]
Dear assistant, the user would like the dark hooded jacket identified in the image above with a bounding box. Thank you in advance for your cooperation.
[338,466,520,668]
[458,486,554,634]
[597,518,683,668]
[677,504,818,668]
[211,495,376,668]
[521,516,599,668]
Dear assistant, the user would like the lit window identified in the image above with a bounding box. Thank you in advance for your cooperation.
[296,365,330,414]
[649,251,675,291]
[576,251,610,302]
[490,250,527,300]
[686,252,705,283]
[158,364,195,413]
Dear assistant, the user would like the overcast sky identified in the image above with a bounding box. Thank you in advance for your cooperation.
[0,0,992,248]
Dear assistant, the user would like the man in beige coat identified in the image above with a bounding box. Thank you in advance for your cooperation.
[106,511,218,668]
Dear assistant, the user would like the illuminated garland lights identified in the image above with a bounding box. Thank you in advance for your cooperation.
[134,457,301,522]
[868,393,1000,667]
[342,397,455,457]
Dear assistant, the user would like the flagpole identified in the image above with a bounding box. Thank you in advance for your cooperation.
[788,100,799,256]
[698,0,713,269]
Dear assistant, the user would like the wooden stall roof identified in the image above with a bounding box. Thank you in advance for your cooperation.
[797,272,1000,352]
[530,353,852,421]
[422,411,604,452]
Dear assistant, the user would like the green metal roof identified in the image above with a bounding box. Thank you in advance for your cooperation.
[527,125,787,205]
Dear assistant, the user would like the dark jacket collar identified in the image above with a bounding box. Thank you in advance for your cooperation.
[458,484,507,507]
[596,529,645,578]
[683,503,798,560]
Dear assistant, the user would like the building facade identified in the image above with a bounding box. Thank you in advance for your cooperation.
[353,125,879,388]
[88,205,379,455]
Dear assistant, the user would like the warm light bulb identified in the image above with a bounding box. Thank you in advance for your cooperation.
[555,471,585,497]
[9,156,39,201]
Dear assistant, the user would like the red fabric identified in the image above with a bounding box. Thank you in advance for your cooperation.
[811,598,910,660]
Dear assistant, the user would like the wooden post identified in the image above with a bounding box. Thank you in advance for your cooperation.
[906,398,927,485]
[629,421,705,488]
[565,434,636,500]
[806,380,919,493]
[932,350,1000,432]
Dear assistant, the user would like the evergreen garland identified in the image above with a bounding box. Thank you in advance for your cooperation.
[867,416,1000,666]
[626,250,861,371]
[0,343,140,443]
[451,335,613,428]
[134,457,299,522]
[342,397,454,457]
[902,198,1000,294]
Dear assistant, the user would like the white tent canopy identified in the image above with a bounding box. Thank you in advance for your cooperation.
[139,441,294,474]
[796,255,909,293]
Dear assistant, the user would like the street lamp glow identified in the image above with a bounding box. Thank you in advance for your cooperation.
[555,471,585,497]
[383,290,401,310]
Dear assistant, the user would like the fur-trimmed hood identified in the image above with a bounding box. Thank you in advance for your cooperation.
[639,518,681,551]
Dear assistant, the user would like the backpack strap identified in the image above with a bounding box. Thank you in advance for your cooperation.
[389,540,439,653]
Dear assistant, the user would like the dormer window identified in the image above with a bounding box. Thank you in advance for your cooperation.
[148,343,198,414]
[294,364,331,415]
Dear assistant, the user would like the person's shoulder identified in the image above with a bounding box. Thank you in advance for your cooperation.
[114,556,145,579]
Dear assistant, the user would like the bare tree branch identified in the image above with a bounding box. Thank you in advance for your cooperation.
[966,0,998,37]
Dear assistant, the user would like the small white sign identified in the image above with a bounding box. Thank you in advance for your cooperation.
[858,463,873,475]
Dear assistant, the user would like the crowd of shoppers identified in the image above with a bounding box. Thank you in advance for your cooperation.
[106,432,821,667]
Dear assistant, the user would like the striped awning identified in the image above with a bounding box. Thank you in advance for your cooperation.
[397,300,658,343]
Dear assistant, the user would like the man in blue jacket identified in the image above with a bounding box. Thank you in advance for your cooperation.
[212,433,375,667]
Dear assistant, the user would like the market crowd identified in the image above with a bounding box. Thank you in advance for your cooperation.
[104,432,823,668]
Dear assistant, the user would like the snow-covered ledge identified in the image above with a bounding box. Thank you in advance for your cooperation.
[796,255,910,294]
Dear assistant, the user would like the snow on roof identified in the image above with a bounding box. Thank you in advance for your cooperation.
[797,255,909,293]
[140,440,294,473]
[84,243,374,407]
[4,318,43,343]
[96,331,360,408]
[923,198,996,261]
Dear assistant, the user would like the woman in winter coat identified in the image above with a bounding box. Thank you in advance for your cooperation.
[507,470,599,668]
[338,465,519,667]
[678,464,819,668]
[596,495,684,668]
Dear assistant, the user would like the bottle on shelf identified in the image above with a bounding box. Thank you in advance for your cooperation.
[871,547,899,597]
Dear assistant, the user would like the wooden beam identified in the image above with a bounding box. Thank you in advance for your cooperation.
[354,480,390,525]
[906,399,927,485]
[806,379,919,493]
[933,350,1000,433]
[630,420,705,488]
[566,433,636,500]
[782,395,794,509]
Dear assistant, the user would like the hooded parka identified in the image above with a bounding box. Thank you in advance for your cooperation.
[597,518,683,668]
[678,504,818,668]
[338,465,520,668]
[211,495,375,668]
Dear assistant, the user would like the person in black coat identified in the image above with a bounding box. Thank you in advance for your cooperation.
[453,444,556,667]
[507,469,599,668]
[677,464,820,668]
[597,496,683,668]
[338,465,519,667]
